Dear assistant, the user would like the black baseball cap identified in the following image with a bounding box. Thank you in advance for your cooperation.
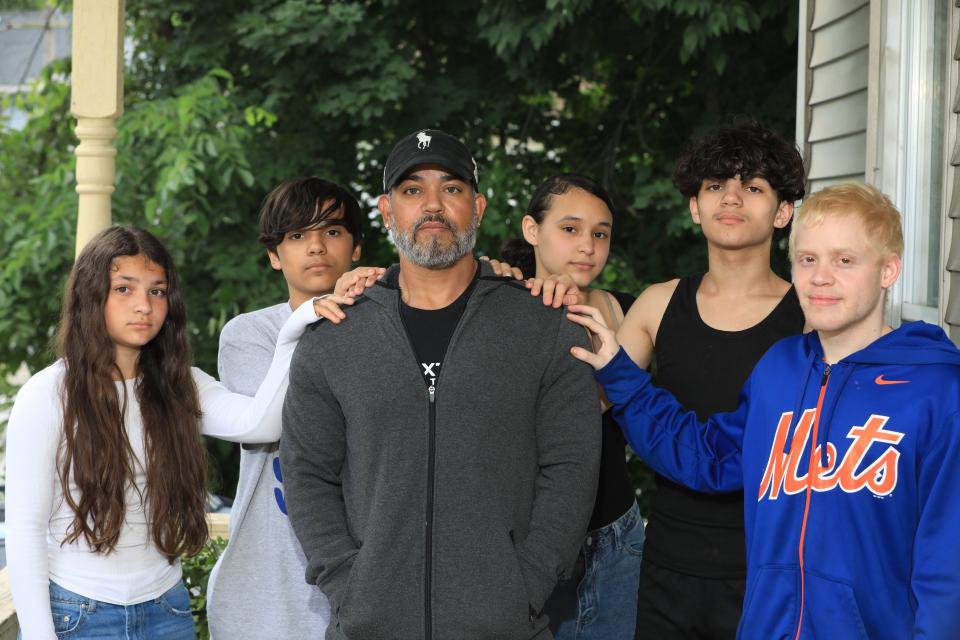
[382,129,479,193]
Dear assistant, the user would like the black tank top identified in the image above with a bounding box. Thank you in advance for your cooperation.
[589,290,638,532]
[645,274,804,578]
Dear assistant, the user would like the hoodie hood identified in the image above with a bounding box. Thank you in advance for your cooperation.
[368,259,513,305]
[805,321,960,367]
[790,321,960,459]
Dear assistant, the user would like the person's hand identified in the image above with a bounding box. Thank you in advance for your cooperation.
[479,256,524,280]
[525,273,583,307]
[317,266,386,324]
[312,294,356,324]
[333,266,386,298]
[566,304,621,369]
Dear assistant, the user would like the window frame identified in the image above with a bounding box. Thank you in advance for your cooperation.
[867,0,953,327]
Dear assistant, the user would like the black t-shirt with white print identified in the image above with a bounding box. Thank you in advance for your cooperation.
[399,271,478,389]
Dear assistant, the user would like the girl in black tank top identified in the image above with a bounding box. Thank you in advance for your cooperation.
[501,173,644,640]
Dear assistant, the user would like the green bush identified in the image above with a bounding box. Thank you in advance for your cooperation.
[182,537,227,639]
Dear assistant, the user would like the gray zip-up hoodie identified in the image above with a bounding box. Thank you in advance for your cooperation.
[280,261,601,640]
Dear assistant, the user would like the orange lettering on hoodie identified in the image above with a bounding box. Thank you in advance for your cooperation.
[759,410,814,500]
[835,415,903,496]
[758,412,904,501]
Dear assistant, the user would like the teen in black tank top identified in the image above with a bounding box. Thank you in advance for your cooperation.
[648,273,803,573]
[590,290,640,532]
[639,273,803,636]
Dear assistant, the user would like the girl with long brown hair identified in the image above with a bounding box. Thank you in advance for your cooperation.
[6,226,323,639]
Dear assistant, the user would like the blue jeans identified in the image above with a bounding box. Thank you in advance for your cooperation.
[24,580,196,639]
[546,501,645,640]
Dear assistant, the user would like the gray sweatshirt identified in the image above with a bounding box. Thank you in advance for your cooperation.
[281,261,601,640]
[207,302,331,639]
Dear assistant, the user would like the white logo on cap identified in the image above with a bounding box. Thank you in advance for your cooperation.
[417,131,432,150]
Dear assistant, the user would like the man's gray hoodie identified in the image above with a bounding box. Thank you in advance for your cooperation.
[280,262,601,640]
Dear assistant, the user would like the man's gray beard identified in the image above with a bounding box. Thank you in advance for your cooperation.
[391,214,479,269]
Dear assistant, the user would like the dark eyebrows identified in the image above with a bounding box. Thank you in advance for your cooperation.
[112,274,167,286]
[305,219,347,230]
[555,215,612,228]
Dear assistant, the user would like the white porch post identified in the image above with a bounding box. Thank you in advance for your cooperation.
[70,0,125,256]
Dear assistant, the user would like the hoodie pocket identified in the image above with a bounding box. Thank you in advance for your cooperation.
[433,527,538,638]
[336,549,392,639]
[739,566,869,640]
[472,529,538,636]
[803,570,869,640]
[507,530,535,611]
[739,565,797,640]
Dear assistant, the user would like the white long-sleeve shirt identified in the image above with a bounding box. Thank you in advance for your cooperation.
[6,298,319,640]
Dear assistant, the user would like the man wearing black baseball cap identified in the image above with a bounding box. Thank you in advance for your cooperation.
[382,128,480,193]
[281,128,601,639]
[379,128,484,275]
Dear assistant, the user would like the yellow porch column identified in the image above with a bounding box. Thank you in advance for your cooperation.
[70,0,125,256]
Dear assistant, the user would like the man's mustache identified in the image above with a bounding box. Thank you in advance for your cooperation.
[413,214,455,233]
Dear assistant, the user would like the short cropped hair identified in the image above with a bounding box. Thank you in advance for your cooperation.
[789,182,904,259]
[672,119,806,203]
[258,177,363,252]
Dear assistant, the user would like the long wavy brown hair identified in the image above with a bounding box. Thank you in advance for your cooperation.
[55,226,208,560]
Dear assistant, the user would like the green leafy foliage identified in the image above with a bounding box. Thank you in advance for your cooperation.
[0,0,798,502]
[181,536,227,639]
[0,60,76,403]
[0,0,52,9]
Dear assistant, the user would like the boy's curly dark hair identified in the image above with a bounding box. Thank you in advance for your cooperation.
[672,119,806,203]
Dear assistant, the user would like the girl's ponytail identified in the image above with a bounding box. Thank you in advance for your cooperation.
[499,238,537,280]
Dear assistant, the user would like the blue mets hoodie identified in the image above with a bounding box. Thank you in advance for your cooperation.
[595,321,960,639]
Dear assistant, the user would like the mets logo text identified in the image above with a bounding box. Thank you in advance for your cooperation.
[758,410,904,501]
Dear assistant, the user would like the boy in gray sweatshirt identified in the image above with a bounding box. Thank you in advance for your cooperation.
[207,177,376,639]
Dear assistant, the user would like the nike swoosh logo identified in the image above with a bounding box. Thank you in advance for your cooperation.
[875,375,909,385]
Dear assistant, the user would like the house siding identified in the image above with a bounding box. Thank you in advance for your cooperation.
[801,0,870,194]
[800,0,957,343]
[946,0,960,342]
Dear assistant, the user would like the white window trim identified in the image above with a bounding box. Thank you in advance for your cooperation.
[867,0,950,327]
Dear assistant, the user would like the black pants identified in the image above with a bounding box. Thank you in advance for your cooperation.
[635,557,745,640]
